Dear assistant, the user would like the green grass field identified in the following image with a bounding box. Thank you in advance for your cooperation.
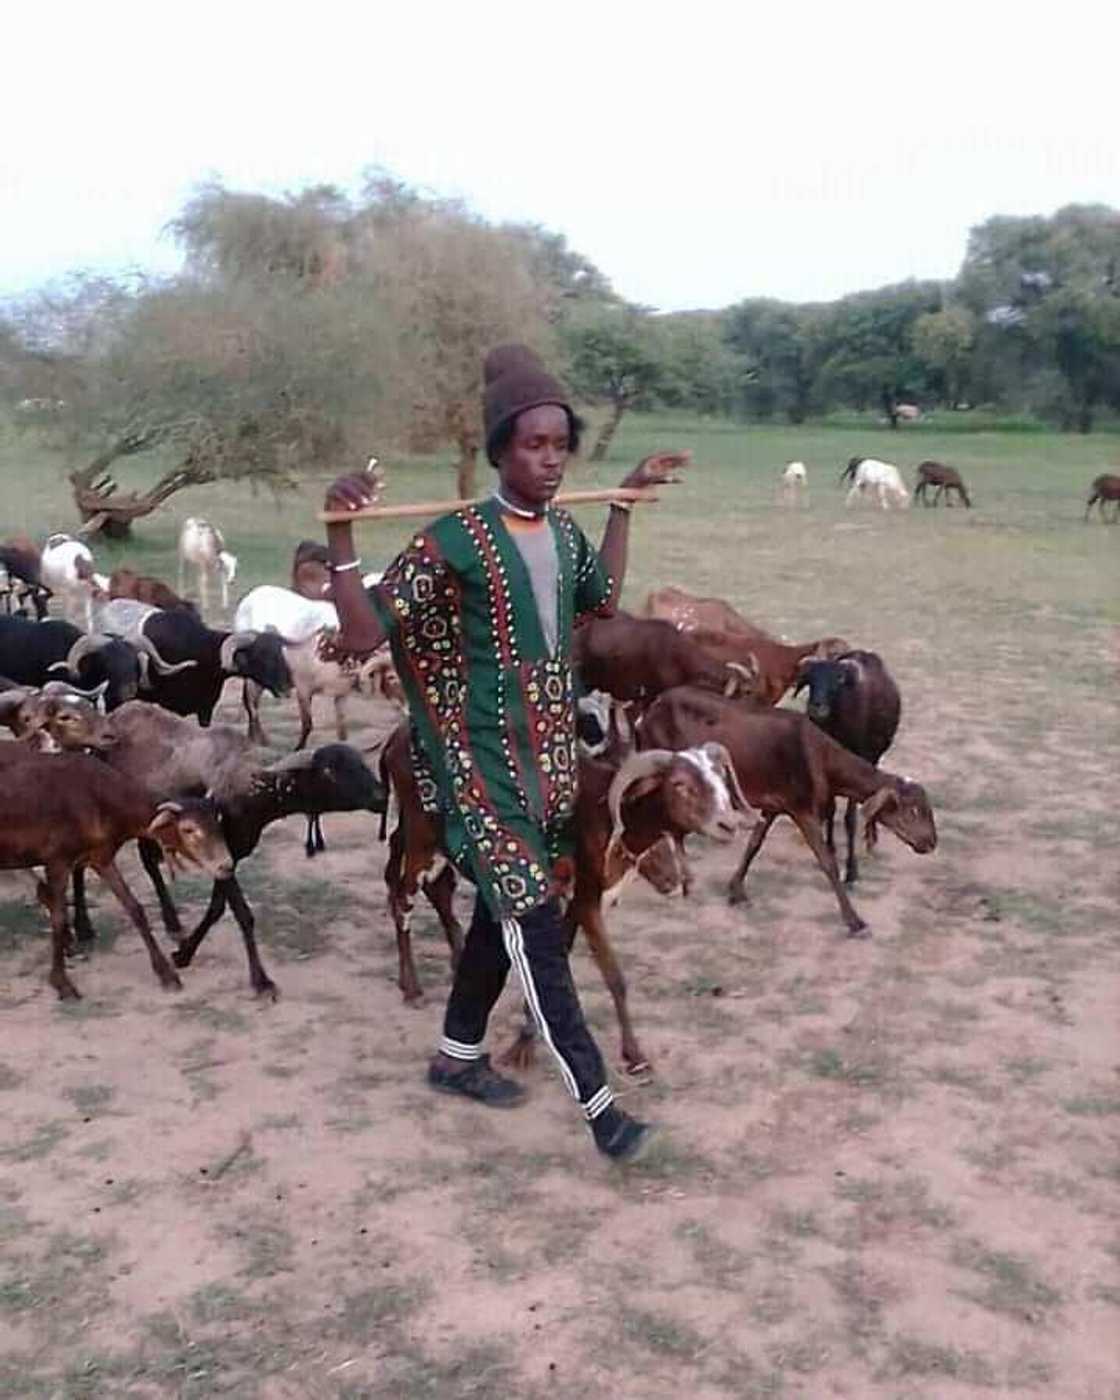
[1,413,1117,1398]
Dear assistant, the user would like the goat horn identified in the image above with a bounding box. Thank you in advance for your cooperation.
[219,631,259,672]
[724,658,759,697]
[138,633,198,676]
[40,679,109,703]
[63,632,113,674]
[699,741,753,814]
[605,749,675,866]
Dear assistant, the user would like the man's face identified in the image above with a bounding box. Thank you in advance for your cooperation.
[497,404,570,511]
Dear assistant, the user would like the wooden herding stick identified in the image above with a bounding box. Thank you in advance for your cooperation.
[319,485,660,525]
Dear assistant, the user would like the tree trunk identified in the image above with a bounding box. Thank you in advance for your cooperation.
[455,438,479,499]
[590,397,628,462]
[881,388,900,429]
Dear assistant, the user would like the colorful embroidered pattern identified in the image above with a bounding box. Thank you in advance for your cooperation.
[370,498,611,917]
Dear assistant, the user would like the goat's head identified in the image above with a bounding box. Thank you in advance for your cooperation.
[606,742,751,865]
[146,799,233,879]
[266,743,388,815]
[36,687,116,751]
[862,777,937,854]
[795,655,858,722]
[220,631,292,697]
[219,550,238,582]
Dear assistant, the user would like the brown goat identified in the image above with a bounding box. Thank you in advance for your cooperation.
[641,585,773,640]
[638,687,936,936]
[914,461,972,507]
[1085,473,1120,522]
[109,567,197,613]
[573,611,758,709]
[688,628,850,706]
[0,750,231,999]
[379,721,750,1072]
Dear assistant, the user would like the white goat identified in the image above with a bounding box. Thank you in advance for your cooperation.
[780,460,809,506]
[178,518,238,615]
[233,585,401,749]
[39,534,109,629]
[845,459,910,511]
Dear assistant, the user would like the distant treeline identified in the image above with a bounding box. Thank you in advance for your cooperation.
[1,176,1118,508]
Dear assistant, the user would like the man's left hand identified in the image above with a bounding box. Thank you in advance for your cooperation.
[620,451,692,491]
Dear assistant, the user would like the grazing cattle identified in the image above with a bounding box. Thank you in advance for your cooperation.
[178,518,238,614]
[638,687,936,936]
[914,461,971,508]
[780,460,809,506]
[840,458,910,510]
[641,585,773,640]
[1085,473,1120,522]
[39,534,107,627]
[794,650,901,883]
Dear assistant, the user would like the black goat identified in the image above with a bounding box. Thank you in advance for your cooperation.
[0,616,144,709]
[794,650,901,884]
[72,703,386,996]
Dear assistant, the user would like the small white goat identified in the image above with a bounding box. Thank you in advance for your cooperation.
[845,459,910,511]
[233,584,401,749]
[178,518,238,615]
[39,534,109,629]
[780,460,809,506]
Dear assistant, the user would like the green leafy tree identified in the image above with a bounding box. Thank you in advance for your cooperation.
[723,299,821,422]
[958,205,1120,430]
[910,306,976,407]
[563,306,665,460]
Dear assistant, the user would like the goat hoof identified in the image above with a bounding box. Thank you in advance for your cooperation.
[846,922,871,939]
[254,979,280,1001]
[170,946,193,969]
[53,980,83,1001]
[160,971,184,991]
[727,886,751,907]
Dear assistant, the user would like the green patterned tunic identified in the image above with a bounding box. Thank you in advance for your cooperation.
[370,497,612,918]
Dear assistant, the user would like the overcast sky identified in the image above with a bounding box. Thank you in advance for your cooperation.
[3,1,1116,312]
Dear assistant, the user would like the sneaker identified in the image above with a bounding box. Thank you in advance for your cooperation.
[591,1105,657,1162]
[427,1054,527,1109]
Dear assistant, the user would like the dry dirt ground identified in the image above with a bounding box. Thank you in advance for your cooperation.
[2,516,1118,1397]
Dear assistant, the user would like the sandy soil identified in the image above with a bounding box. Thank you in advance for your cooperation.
[1,633,1118,1398]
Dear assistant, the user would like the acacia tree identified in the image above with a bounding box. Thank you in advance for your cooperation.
[563,307,665,460]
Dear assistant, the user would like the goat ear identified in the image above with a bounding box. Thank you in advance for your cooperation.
[861,786,898,849]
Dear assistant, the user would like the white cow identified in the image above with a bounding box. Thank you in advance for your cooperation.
[39,534,109,628]
[178,518,238,615]
[845,459,910,511]
[780,460,809,506]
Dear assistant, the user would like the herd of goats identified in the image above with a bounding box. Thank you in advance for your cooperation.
[0,450,1113,1069]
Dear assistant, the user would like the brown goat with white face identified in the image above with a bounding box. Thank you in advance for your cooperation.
[379,720,751,1073]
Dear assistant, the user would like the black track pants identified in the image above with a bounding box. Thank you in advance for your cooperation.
[438,893,614,1122]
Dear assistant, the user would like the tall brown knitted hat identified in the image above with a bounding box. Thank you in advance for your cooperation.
[483,344,573,460]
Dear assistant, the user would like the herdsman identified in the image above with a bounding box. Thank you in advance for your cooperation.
[323,345,687,1161]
